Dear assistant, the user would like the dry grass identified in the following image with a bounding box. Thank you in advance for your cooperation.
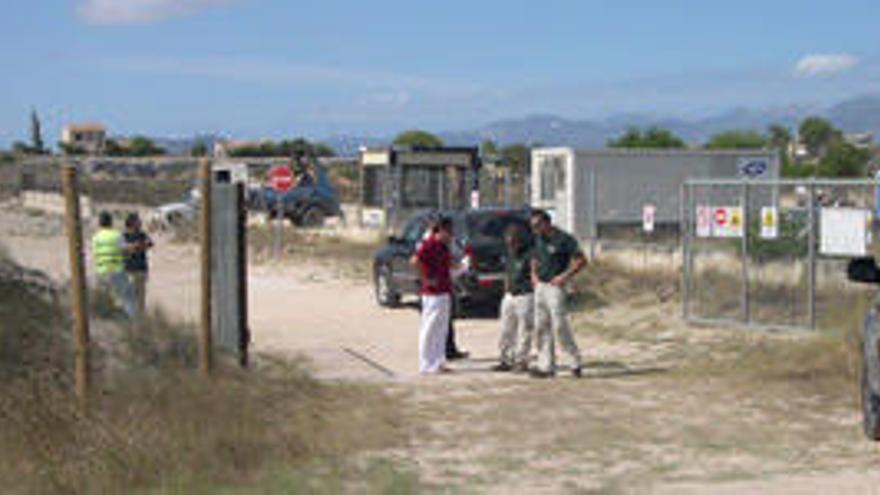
[248,225,380,281]
[0,258,409,494]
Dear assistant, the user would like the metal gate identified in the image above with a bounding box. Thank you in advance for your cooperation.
[682,178,880,331]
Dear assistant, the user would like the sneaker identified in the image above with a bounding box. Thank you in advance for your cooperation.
[529,369,555,379]
[491,362,513,372]
[571,366,582,378]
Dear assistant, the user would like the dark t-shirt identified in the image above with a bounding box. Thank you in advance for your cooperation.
[414,235,452,295]
[124,231,150,273]
[506,245,533,295]
[534,229,581,283]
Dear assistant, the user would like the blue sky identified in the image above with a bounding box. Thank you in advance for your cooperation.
[1,0,879,146]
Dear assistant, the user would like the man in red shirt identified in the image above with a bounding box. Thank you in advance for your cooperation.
[411,216,456,374]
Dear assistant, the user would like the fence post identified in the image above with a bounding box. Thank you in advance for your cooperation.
[590,166,598,261]
[741,181,750,324]
[681,182,690,320]
[199,159,213,376]
[808,180,817,330]
[62,163,90,410]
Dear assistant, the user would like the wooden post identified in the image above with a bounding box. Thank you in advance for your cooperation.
[199,159,213,376]
[62,164,90,409]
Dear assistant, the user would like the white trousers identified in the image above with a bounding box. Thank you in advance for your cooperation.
[498,293,534,365]
[419,294,451,373]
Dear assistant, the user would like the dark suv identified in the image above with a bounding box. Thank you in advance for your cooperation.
[373,207,532,312]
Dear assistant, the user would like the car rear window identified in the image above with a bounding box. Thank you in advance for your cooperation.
[466,211,530,241]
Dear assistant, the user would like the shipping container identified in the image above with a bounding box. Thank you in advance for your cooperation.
[530,147,780,239]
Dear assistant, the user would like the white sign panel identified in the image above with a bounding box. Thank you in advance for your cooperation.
[713,206,744,238]
[361,208,386,227]
[470,190,480,209]
[820,208,869,257]
[696,206,712,238]
[760,207,778,239]
[642,204,656,233]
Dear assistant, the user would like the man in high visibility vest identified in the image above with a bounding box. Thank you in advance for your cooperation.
[92,211,135,319]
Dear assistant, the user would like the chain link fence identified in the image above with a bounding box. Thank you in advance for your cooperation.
[683,178,879,331]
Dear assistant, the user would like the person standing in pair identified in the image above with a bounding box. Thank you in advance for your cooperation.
[529,210,587,378]
[124,213,154,320]
[411,217,456,374]
[492,224,534,372]
[91,211,136,319]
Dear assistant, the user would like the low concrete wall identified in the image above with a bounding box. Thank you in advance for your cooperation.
[21,191,94,219]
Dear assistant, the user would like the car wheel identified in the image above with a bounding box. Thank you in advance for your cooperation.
[375,265,400,308]
[301,206,325,228]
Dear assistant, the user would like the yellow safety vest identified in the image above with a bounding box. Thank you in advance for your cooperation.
[92,228,124,275]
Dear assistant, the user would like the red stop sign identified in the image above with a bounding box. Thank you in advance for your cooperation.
[268,165,294,192]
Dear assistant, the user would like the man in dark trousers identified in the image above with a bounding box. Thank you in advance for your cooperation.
[124,212,154,320]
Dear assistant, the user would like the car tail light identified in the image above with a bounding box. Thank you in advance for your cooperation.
[477,278,496,288]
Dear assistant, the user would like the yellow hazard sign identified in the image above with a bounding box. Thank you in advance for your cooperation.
[730,209,742,228]
[760,206,778,239]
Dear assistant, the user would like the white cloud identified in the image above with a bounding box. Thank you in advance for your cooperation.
[77,0,237,25]
[794,53,859,77]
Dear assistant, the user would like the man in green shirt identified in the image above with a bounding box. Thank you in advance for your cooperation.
[492,224,534,372]
[529,210,587,378]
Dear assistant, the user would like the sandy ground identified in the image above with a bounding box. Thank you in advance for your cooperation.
[3,206,880,494]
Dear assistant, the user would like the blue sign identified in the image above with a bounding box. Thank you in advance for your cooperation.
[739,158,769,178]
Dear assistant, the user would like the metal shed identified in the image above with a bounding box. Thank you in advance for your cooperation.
[530,147,780,239]
[359,146,480,230]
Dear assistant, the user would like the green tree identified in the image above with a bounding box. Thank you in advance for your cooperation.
[818,143,869,177]
[393,130,443,148]
[190,142,208,157]
[30,108,44,154]
[500,143,531,174]
[127,136,165,157]
[480,139,499,156]
[608,126,685,149]
[767,124,792,151]
[705,130,767,149]
[799,116,840,157]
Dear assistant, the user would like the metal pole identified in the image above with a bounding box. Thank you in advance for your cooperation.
[741,181,750,324]
[199,159,213,376]
[681,182,690,320]
[504,168,512,206]
[237,182,249,368]
[274,202,282,259]
[808,180,817,330]
[590,166,598,261]
[62,163,90,410]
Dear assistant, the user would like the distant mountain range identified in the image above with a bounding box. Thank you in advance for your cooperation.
[138,93,880,157]
[324,93,880,155]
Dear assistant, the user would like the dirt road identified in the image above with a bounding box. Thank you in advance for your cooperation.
[4,207,879,493]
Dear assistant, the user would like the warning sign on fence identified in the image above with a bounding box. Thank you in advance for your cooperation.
[642,204,655,233]
[712,206,743,238]
[760,207,778,239]
[696,206,712,238]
